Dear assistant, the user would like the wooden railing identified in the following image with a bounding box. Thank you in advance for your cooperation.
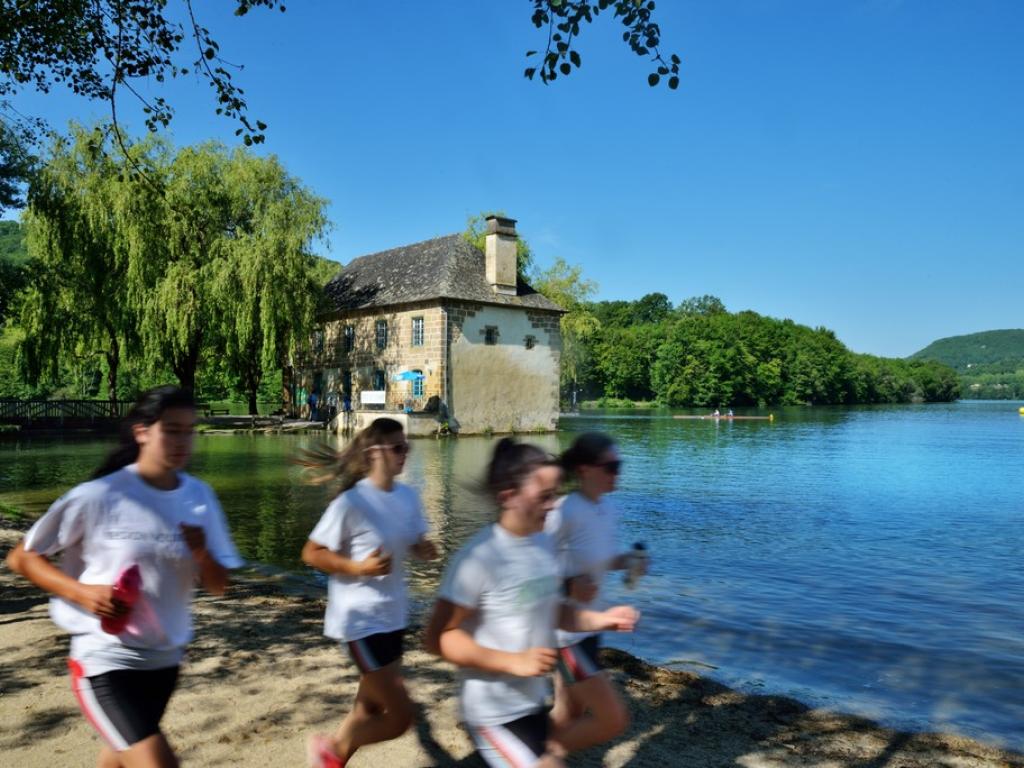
[0,399,134,424]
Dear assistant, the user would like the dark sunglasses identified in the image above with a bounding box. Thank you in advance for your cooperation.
[594,459,622,475]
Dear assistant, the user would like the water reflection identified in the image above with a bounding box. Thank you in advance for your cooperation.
[1,403,1022,751]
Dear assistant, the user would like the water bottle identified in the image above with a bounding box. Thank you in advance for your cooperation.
[101,564,141,635]
[623,543,648,590]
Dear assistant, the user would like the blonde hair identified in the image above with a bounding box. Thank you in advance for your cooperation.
[296,417,405,491]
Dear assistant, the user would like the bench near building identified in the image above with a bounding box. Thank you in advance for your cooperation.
[291,216,564,435]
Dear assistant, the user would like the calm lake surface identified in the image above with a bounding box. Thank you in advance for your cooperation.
[2,401,1022,751]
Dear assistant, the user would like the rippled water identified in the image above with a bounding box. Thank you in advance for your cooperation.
[2,402,1022,751]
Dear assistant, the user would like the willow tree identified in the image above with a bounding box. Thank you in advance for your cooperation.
[19,126,161,404]
[210,150,328,414]
[131,142,327,409]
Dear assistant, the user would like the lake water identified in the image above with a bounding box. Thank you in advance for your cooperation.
[1,401,1022,752]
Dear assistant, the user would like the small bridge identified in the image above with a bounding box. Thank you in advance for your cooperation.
[0,399,133,429]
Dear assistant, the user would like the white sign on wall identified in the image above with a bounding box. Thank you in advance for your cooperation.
[360,390,386,405]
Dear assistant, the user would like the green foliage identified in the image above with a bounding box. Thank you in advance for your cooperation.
[0,220,28,326]
[12,124,328,413]
[526,1,680,90]
[0,123,34,215]
[910,329,1024,372]
[18,125,149,401]
[0,1,283,145]
[530,257,600,406]
[959,369,1024,400]
[587,295,959,407]
[462,212,536,279]
[2,2,678,151]
[910,329,1024,400]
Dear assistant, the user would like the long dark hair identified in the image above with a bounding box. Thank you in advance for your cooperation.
[297,417,405,492]
[484,437,558,500]
[91,386,197,479]
[559,432,616,475]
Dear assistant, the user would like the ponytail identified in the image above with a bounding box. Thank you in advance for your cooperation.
[559,432,616,474]
[91,386,196,479]
[484,437,557,499]
[297,417,405,491]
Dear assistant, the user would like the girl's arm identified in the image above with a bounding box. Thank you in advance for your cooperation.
[424,599,557,677]
[180,524,229,595]
[301,540,391,577]
[5,541,122,618]
[559,603,639,633]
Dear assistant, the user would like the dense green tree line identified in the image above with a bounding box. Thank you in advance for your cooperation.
[575,293,959,407]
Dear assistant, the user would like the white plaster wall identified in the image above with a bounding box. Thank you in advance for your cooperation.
[450,306,560,433]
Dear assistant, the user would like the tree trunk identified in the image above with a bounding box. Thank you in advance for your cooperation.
[173,336,202,394]
[105,338,120,417]
[247,389,258,416]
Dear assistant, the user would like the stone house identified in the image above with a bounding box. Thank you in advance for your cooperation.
[292,216,564,435]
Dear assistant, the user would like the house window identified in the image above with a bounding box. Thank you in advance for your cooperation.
[524,335,536,350]
[313,329,324,355]
[343,325,355,352]
[412,369,424,397]
[373,369,386,390]
[411,317,424,347]
[484,326,499,345]
[375,319,388,349]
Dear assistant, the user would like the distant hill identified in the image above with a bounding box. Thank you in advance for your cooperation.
[911,330,1024,400]
[910,330,1024,373]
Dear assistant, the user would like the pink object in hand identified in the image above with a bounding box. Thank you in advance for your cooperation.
[100,565,141,635]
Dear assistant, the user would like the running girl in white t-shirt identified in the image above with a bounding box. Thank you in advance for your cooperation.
[545,432,646,753]
[425,438,639,768]
[301,417,437,768]
[5,386,243,768]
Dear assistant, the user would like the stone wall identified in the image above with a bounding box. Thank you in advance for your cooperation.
[299,300,563,433]
[447,302,562,433]
[299,303,447,411]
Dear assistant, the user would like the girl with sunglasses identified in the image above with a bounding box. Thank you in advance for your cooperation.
[5,386,243,768]
[545,432,644,752]
[301,417,437,768]
[425,438,638,767]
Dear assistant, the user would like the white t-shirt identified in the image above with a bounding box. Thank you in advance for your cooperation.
[308,479,428,642]
[24,465,243,676]
[544,492,620,647]
[439,524,561,727]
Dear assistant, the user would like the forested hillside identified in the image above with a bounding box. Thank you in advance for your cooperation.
[911,330,1024,399]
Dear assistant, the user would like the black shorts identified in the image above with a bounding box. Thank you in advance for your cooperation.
[69,660,179,751]
[556,634,603,684]
[468,709,550,767]
[346,629,405,674]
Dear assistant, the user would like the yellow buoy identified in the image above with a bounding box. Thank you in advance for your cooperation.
[1019,407,1024,415]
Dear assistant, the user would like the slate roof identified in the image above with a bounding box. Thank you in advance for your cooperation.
[322,234,564,314]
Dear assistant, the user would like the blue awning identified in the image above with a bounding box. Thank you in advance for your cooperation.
[391,371,425,382]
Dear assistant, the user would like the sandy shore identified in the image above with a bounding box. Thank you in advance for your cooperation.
[2,522,1022,768]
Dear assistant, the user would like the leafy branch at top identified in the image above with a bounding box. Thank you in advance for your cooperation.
[0,0,284,145]
[525,0,680,89]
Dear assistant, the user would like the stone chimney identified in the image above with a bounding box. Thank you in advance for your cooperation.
[484,215,518,296]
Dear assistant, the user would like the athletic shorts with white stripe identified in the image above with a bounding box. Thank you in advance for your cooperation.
[68,660,179,751]
[468,710,549,768]
[556,634,602,684]
[345,628,405,674]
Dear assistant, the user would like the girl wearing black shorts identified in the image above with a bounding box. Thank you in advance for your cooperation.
[6,386,242,768]
[301,417,437,768]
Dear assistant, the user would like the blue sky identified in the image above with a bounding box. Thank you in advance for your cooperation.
[10,1,1023,357]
